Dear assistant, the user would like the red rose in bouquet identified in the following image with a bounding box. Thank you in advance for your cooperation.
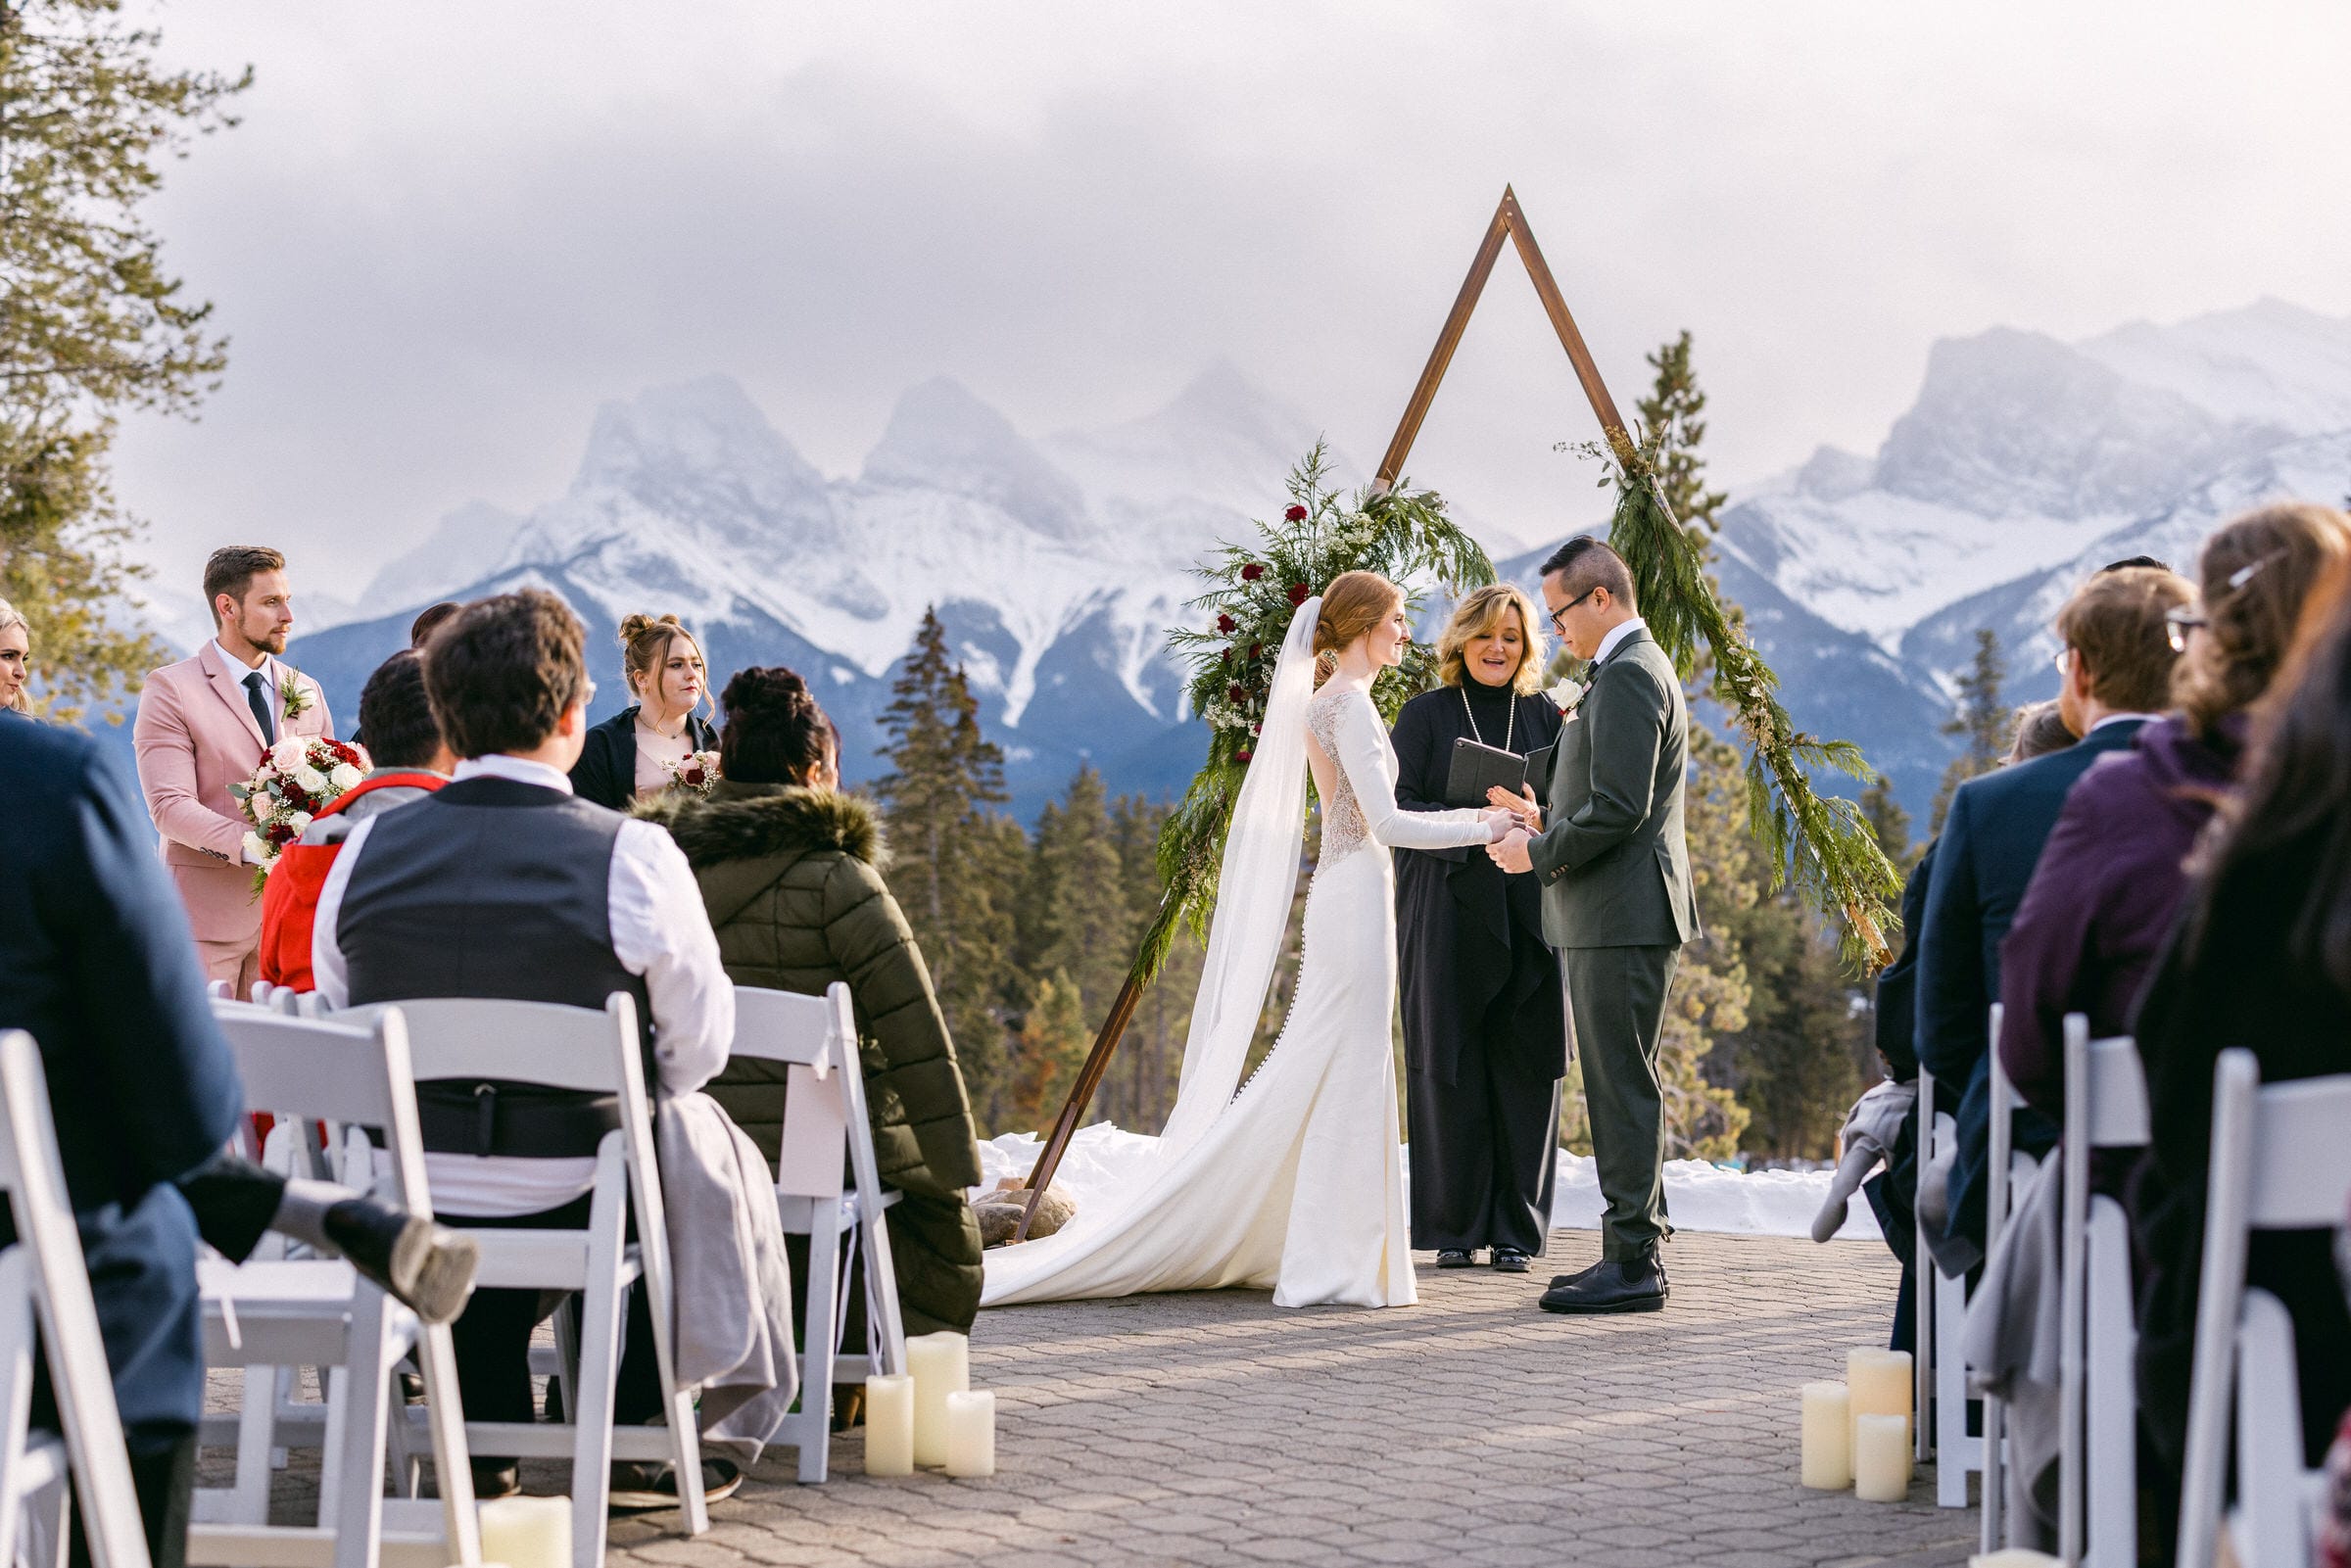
[1287,582,1310,606]
[1284,504,1309,522]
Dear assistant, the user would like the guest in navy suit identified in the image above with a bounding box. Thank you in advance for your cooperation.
[1915,565,2190,1265]
[0,709,245,1568]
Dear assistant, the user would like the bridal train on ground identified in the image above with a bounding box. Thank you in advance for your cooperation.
[982,596,1497,1309]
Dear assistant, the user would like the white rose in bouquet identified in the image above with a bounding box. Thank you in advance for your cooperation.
[242,831,272,867]
[292,764,331,798]
[328,763,363,793]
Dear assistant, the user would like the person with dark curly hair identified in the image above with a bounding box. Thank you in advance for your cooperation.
[636,666,985,1346]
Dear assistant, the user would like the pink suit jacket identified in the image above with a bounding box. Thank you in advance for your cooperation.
[133,652,333,951]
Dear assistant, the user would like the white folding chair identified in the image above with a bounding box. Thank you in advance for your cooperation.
[1924,1071,1985,1506]
[1914,1066,1938,1470]
[190,1006,481,1568]
[1980,1004,2041,1550]
[357,994,705,1568]
[2056,1017,2148,1568]
[0,1032,153,1568]
[729,982,909,1483]
[2175,1053,2351,1568]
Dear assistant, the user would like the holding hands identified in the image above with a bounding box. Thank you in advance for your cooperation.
[1482,784,1541,869]
[1487,828,1534,874]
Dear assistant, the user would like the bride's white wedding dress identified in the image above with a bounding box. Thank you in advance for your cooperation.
[982,598,1496,1309]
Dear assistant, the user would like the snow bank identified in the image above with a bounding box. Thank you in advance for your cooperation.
[977,1123,1884,1246]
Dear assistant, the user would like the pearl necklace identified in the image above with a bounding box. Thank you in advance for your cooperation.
[1459,685,1514,752]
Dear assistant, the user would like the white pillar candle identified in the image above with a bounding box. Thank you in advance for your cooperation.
[1853,1412,1911,1502]
[1799,1381,1851,1490]
[864,1373,914,1476]
[478,1497,569,1568]
[1847,1348,1913,1448]
[943,1390,995,1478]
[907,1331,970,1468]
[1968,1553,2061,1567]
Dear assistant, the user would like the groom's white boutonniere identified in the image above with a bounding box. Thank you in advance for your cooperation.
[1546,678,1588,718]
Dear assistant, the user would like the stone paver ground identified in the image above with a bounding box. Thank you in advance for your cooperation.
[207,1232,1982,1567]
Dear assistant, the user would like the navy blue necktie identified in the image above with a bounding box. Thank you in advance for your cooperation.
[243,669,277,745]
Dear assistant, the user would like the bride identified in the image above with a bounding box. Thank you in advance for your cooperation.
[984,571,1519,1309]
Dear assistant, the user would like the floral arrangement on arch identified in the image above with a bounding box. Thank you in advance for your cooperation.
[1135,443,1495,985]
[232,735,368,892]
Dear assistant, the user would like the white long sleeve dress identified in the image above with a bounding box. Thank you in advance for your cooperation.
[982,682,1495,1308]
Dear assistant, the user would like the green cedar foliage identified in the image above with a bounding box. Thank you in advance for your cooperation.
[1931,628,2010,833]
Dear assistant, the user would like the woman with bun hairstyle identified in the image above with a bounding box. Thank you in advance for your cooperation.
[569,612,721,809]
[636,666,985,1335]
[1389,583,1565,1272]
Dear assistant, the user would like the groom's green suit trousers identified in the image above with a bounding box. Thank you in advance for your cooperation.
[1559,943,1679,1260]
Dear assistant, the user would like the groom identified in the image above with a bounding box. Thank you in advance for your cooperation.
[1488,537,1699,1314]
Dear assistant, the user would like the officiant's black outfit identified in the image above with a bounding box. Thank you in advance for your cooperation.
[1391,681,1565,1257]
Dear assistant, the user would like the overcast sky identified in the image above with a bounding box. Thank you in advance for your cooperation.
[114,0,2351,604]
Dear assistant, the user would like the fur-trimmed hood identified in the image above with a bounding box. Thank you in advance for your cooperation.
[635,782,888,872]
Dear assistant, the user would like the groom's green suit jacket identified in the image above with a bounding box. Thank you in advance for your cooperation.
[1522,625,1701,950]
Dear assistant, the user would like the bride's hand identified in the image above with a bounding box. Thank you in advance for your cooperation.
[1478,806,1521,839]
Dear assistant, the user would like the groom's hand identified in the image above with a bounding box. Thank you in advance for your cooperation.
[1487,827,1534,875]
[1487,783,1542,832]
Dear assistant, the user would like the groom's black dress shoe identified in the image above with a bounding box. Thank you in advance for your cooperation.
[1435,1249,1476,1268]
[1537,1254,1667,1314]
[1490,1246,1531,1273]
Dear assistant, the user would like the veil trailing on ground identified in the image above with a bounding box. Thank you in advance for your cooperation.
[1154,594,1321,1164]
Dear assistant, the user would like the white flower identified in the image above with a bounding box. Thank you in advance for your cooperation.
[242,831,273,866]
[269,736,308,771]
[286,811,313,835]
[328,764,363,793]
[1546,678,1588,715]
[292,765,330,797]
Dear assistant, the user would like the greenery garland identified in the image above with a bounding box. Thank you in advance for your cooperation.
[1577,431,1901,970]
[1129,443,1494,986]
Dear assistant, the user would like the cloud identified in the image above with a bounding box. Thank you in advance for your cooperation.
[113,0,2351,601]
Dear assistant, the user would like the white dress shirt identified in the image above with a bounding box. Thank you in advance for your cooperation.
[1593,615,1649,668]
[312,752,736,1215]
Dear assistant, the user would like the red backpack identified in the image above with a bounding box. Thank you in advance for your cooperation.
[258,772,447,992]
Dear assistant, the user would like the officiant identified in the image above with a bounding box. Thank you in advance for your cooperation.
[1391,584,1566,1271]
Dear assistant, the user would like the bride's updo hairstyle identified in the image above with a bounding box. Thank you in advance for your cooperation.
[719,665,840,785]
[1312,570,1405,684]
[618,611,709,719]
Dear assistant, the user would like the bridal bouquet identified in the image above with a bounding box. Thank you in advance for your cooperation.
[232,736,367,891]
[662,749,723,796]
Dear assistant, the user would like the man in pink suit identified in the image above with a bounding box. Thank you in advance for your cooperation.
[134,546,334,993]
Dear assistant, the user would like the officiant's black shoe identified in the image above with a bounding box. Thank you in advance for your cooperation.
[1435,1249,1476,1268]
[1537,1254,1667,1314]
[322,1199,481,1326]
[1491,1246,1532,1273]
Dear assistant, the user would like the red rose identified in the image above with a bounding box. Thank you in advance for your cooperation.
[1217,613,1237,634]
[1234,747,1254,764]
[1284,504,1309,522]
[1227,683,1247,704]
[1240,562,1265,582]
[1287,582,1310,606]
[266,821,297,846]
[1249,642,1262,660]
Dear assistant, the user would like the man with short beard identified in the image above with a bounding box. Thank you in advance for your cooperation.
[134,546,334,992]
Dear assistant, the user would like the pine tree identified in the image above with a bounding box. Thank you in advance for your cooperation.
[1637,330,1730,542]
[1654,726,1754,1160]
[1004,969,1090,1133]
[1,1,249,721]
[1931,629,2010,833]
[872,607,1018,1129]
[1858,779,1913,870]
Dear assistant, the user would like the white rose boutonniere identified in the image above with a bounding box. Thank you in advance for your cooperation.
[1546,678,1588,718]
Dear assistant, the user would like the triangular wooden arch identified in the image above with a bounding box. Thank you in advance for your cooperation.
[1015,185,1639,1236]
[1371,183,1639,493]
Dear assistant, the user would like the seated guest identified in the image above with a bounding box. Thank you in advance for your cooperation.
[2001,502,2351,1116]
[637,667,984,1334]
[1916,565,2190,1264]
[312,589,740,1507]
[569,612,719,809]
[1,597,28,713]
[261,649,456,990]
[2132,570,2351,1483]
[1867,695,2075,1341]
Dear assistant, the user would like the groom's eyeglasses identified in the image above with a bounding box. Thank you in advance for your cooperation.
[1549,589,1597,637]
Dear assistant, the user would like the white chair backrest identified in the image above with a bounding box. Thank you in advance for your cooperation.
[730,983,877,1204]
[0,1033,153,1568]
[346,995,639,1097]
[211,1007,435,1217]
[2176,1051,2351,1568]
[2065,1017,2150,1151]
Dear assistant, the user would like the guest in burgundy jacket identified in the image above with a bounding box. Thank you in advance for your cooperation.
[1997,501,2351,1117]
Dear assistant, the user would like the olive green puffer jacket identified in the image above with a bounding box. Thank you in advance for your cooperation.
[636,782,984,1334]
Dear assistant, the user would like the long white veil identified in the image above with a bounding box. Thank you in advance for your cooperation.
[1154,594,1321,1162]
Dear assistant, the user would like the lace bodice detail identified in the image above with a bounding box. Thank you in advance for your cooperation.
[1307,683,1492,867]
[1307,685,1370,862]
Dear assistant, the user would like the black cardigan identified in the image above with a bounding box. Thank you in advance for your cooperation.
[569,705,721,810]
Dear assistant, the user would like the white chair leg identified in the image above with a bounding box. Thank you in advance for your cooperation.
[228,1366,279,1522]
[0,1252,37,1561]
[568,1204,627,1568]
[316,1365,350,1526]
[414,1321,481,1566]
[1936,1266,1974,1507]
[2087,1205,2136,1568]
[798,1221,840,1484]
[27,1474,69,1568]
[329,1292,394,1568]
[1981,1395,2006,1548]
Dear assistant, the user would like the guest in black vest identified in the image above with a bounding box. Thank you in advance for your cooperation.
[1390,584,1565,1270]
[312,589,739,1508]
[1915,566,2190,1267]
[569,613,720,810]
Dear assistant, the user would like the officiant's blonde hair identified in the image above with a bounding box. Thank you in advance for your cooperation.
[1434,584,1547,695]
